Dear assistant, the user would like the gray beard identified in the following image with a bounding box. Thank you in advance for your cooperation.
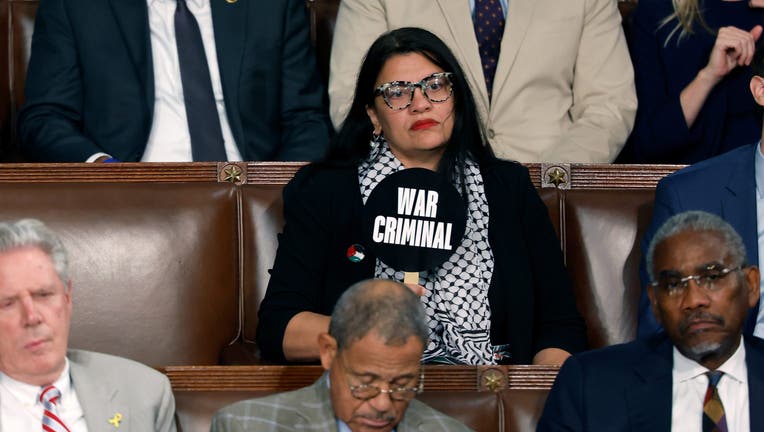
[683,341,723,362]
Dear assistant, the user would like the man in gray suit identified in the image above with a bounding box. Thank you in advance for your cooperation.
[0,219,176,431]
[211,279,472,432]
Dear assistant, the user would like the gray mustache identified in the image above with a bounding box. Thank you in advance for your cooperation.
[679,312,725,333]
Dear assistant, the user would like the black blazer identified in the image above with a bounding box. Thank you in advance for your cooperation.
[257,160,587,363]
[19,0,330,162]
[539,335,764,431]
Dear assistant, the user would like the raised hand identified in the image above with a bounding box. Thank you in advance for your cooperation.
[701,25,763,84]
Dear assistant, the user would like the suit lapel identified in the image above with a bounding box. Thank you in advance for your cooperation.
[211,0,247,153]
[70,356,128,432]
[746,338,764,430]
[433,0,489,113]
[719,146,759,332]
[107,0,154,114]
[625,338,673,430]
[491,0,536,102]
[720,146,758,265]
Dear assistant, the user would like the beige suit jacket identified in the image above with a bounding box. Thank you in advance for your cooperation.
[0,349,176,432]
[329,0,636,163]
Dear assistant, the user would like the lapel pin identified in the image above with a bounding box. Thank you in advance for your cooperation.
[346,244,366,263]
[225,0,237,3]
[108,413,123,428]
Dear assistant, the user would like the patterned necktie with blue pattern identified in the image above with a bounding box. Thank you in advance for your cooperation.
[473,0,505,100]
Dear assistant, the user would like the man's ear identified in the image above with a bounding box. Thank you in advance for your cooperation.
[64,280,73,305]
[743,265,761,309]
[750,76,764,106]
[318,333,338,371]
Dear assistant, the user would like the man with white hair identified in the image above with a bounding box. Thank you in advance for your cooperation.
[0,218,176,431]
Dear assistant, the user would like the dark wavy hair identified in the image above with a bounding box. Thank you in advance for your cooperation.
[325,27,495,182]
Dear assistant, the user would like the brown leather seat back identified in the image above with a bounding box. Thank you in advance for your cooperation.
[2,0,38,160]
[0,182,240,365]
[563,189,655,347]
[538,188,562,243]
[418,392,501,432]
[501,388,549,432]
[240,184,285,343]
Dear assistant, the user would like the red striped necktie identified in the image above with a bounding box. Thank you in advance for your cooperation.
[40,385,72,432]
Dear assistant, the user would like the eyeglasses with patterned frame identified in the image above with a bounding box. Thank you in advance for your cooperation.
[373,72,454,111]
[649,263,743,297]
[343,366,424,402]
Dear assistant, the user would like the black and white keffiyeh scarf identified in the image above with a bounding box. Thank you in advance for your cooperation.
[358,140,497,365]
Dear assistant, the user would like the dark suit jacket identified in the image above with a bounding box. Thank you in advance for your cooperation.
[538,335,764,431]
[257,160,587,364]
[637,144,760,338]
[622,0,762,163]
[19,0,330,162]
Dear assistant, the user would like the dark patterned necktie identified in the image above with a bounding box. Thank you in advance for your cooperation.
[40,385,71,432]
[473,0,505,100]
[175,0,227,161]
[702,371,728,432]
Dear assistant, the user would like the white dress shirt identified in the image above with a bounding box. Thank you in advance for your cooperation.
[0,359,88,432]
[754,142,764,337]
[671,338,749,432]
[142,0,241,162]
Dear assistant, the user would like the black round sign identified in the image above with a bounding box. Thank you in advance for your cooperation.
[363,168,467,272]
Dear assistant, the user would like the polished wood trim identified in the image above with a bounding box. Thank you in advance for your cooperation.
[163,365,559,392]
[244,162,306,184]
[0,163,219,182]
[567,164,683,189]
[0,162,682,189]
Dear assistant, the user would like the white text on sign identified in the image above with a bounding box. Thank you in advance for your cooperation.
[397,187,438,217]
[371,188,454,250]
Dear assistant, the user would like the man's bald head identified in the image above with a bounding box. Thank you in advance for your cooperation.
[329,279,429,352]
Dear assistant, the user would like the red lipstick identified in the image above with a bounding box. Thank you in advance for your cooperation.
[410,119,438,131]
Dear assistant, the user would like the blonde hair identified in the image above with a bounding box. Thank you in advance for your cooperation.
[660,0,713,46]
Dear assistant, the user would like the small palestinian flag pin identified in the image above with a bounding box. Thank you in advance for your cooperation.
[346,244,366,263]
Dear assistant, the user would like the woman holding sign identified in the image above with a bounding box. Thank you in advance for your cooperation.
[258,28,586,365]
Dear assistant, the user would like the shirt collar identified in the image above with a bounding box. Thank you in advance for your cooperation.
[0,358,71,407]
[673,336,747,385]
[755,142,764,200]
